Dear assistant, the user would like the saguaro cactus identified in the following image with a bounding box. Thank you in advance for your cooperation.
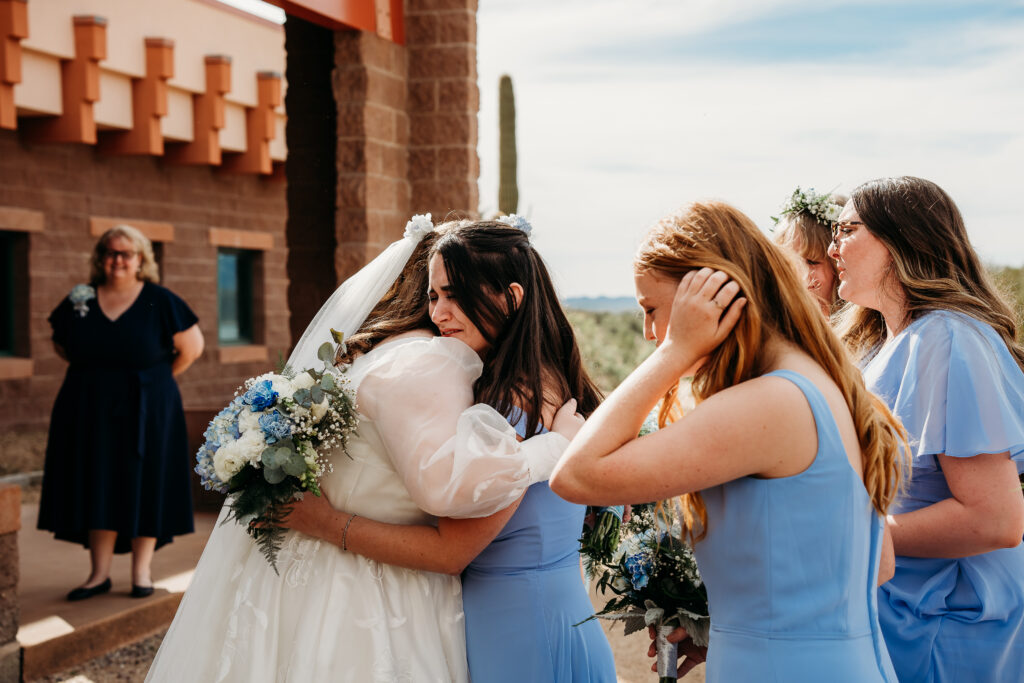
[498,74,518,215]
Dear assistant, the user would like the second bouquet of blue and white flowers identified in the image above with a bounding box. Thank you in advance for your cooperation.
[583,500,710,683]
[195,334,358,572]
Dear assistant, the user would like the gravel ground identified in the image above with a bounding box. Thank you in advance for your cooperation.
[27,630,166,683]
[26,624,703,683]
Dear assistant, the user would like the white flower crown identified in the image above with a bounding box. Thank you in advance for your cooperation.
[771,187,842,227]
[496,214,532,236]
[403,213,434,240]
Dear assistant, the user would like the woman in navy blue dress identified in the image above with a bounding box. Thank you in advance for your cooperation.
[39,225,204,600]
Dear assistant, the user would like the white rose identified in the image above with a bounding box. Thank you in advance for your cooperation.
[237,429,267,465]
[310,399,329,423]
[291,372,316,391]
[237,409,261,434]
[213,442,247,482]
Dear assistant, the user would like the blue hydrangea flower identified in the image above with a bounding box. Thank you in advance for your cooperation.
[259,410,292,444]
[625,552,653,590]
[243,380,278,412]
[194,443,227,493]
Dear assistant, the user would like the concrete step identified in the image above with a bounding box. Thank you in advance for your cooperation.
[17,504,218,680]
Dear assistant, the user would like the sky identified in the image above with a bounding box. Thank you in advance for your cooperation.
[477,0,1024,298]
[225,0,1024,299]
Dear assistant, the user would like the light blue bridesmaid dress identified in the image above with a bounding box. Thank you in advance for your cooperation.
[863,310,1024,682]
[693,369,897,682]
[460,415,617,683]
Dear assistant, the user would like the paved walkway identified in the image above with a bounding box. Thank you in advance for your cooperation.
[17,504,218,680]
[17,502,702,682]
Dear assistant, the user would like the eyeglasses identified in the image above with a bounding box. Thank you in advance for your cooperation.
[103,249,138,262]
[830,220,864,242]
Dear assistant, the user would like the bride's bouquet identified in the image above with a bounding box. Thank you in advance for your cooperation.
[195,335,358,572]
[583,502,710,682]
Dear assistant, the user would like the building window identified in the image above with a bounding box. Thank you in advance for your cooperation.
[0,232,14,356]
[217,248,255,345]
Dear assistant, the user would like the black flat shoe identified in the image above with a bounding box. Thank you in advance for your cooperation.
[131,584,154,598]
[67,578,111,601]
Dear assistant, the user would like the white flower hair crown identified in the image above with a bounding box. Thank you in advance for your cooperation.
[403,213,434,240]
[496,214,532,236]
[771,187,842,228]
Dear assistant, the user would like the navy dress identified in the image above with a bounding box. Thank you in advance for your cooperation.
[38,282,197,553]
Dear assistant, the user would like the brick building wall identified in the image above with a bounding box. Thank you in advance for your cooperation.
[0,130,289,441]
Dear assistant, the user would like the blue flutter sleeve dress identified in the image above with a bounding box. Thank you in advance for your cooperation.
[862,310,1024,683]
[460,412,617,683]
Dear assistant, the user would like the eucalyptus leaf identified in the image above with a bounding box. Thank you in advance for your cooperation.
[317,341,334,364]
[330,328,345,344]
[261,447,283,469]
[320,373,335,391]
[282,453,307,477]
[263,466,286,484]
[310,386,324,404]
[293,388,311,406]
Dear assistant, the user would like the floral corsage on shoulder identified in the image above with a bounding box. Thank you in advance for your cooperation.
[69,284,96,317]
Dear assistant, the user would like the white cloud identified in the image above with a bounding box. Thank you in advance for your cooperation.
[478,1,1024,297]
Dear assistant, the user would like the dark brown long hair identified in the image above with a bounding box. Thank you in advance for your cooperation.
[636,201,909,542]
[836,176,1024,371]
[431,221,603,436]
[336,234,436,364]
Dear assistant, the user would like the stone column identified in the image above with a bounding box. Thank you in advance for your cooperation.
[0,485,21,682]
[405,0,479,220]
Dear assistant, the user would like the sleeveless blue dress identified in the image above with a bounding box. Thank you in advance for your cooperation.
[863,311,1024,682]
[460,416,617,682]
[693,369,897,682]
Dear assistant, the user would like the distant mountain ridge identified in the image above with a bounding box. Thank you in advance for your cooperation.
[563,296,637,313]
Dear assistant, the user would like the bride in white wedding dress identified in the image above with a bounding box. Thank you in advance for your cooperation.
[145,219,578,683]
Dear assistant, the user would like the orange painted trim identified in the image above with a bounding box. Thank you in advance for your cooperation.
[209,226,273,250]
[22,15,107,144]
[0,0,29,129]
[0,205,43,231]
[220,71,281,175]
[0,484,21,535]
[266,0,374,32]
[90,217,175,242]
[0,357,32,381]
[164,55,232,166]
[99,38,175,156]
[218,344,269,364]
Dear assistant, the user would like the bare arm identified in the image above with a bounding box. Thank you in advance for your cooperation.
[282,491,521,575]
[551,270,834,506]
[171,323,204,376]
[878,522,895,585]
[888,452,1024,558]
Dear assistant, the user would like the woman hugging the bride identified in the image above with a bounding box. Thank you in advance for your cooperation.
[146,215,616,683]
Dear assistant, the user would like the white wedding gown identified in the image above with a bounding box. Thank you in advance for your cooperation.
[146,335,568,682]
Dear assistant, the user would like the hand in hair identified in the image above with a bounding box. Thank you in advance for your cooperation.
[662,268,746,371]
[551,398,585,441]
